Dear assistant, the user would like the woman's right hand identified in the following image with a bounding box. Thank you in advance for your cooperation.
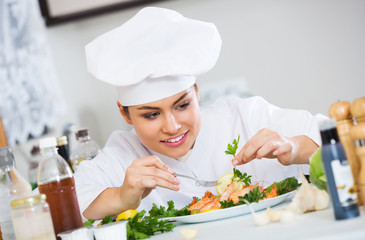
[120,155,180,210]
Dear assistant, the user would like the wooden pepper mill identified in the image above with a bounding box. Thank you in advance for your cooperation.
[350,97,365,207]
[329,101,361,205]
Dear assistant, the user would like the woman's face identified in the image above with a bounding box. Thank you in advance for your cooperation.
[118,85,201,159]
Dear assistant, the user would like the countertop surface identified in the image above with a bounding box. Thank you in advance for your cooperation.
[150,199,365,240]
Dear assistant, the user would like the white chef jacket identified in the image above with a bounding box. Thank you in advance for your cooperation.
[74,96,326,216]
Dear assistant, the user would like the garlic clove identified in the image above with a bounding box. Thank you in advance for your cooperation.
[254,211,270,226]
[180,228,199,240]
[266,207,281,222]
[280,210,296,223]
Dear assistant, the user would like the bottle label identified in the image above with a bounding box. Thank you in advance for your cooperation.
[331,159,357,207]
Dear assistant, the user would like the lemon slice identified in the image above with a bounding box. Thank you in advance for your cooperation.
[180,228,199,240]
[216,174,245,195]
[116,209,139,222]
[201,208,220,213]
[234,181,244,191]
[216,173,233,195]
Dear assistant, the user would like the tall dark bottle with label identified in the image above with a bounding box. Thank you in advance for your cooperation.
[319,119,359,220]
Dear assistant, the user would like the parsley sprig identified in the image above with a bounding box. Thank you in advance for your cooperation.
[127,210,175,240]
[225,135,240,157]
[225,136,251,186]
[233,168,251,186]
[148,200,190,218]
[85,201,189,240]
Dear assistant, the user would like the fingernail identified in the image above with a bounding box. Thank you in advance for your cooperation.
[232,160,239,166]
[174,177,180,184]
[273,150,279,155]
[174,185,180,191]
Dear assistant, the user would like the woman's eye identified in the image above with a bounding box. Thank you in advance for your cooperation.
[144,112,160,119]
[177,101,190,110]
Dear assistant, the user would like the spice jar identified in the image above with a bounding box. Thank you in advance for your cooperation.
[11,194,56,240]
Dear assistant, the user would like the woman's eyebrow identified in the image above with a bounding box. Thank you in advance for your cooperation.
[172,92,188,106]
[137,106,160,110]
[137,92,190,110]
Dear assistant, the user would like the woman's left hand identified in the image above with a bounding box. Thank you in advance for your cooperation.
[232,128,295,166]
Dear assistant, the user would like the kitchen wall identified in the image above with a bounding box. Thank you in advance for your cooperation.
[11,0,365,177]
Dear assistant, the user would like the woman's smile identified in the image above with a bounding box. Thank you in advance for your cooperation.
[160,131,189,147]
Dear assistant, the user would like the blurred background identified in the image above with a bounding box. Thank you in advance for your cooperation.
[0,0,364,180]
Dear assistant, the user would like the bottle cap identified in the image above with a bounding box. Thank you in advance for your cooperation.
[39,137,57,149]
[11,194,46,208]
[76,128,90,140]
[57,136,68,146]
[0,146,15,169]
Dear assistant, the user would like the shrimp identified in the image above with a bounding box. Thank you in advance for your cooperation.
[220,182,237,201]
[188,191,216,211]
[200,198,221,212]
[229,183,260,204]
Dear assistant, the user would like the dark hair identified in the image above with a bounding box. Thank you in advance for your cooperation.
[122,83,197,116]
[123,106,129,116]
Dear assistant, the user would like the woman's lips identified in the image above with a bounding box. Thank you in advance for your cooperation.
[161,131,188,147]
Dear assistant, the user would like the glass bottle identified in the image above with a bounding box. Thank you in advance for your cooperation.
[28,145,42,190]
[37,137,83,240]
[56,136,72,170]
[70,128,100,172]
[0,146,32,240]
[11,194,56,240]
[319,119,359,220]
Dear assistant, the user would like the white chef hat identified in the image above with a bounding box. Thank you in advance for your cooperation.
[85,7,221,106]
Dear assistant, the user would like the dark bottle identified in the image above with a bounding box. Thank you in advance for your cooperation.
[56,136,72,171]
[319,119,359,220]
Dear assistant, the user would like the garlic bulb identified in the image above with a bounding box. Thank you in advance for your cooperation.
[314,189,330,210]
[291,171,330,213]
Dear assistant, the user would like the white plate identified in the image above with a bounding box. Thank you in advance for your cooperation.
[163,191,295,223]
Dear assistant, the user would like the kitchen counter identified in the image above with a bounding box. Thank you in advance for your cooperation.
[150,199,365,240]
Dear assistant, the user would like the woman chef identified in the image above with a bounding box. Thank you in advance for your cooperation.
[75,7,324,220]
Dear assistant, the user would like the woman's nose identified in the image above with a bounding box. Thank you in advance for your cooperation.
[162,113,181,134]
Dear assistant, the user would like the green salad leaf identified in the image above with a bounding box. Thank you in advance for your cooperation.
[266,177,300,195]
[309,147,327,191]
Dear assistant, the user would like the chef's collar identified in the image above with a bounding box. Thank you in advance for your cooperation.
[176,149,192,163]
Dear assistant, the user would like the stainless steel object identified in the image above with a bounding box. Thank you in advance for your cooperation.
[174,173,219,187]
